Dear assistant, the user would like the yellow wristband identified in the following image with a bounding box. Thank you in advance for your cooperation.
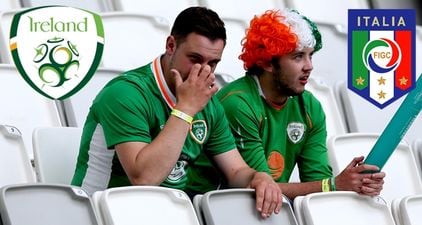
[171,109,193,124]
[322,178,330,192]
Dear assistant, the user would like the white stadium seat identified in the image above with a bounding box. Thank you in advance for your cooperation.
[327,133,422,204]
[100,12,170,71]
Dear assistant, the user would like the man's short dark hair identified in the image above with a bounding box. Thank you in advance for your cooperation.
[171,7,226,45]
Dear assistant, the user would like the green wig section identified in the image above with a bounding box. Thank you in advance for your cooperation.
[302,15,322,52]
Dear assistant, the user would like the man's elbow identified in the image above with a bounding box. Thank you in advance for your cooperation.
[129,175,164,186]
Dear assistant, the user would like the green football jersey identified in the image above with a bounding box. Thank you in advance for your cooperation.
[72,57,236,195]
[217,75,332,182]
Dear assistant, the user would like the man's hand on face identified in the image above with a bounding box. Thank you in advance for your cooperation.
[172,64,218,116]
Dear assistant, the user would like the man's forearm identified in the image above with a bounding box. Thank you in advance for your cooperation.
[277,181,323,200]
[117,115,191,185]
[227,166,256,188]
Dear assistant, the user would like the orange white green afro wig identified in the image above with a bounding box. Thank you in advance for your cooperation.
[240,9,322,70]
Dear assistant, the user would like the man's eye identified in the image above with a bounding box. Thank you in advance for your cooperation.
[209,62,218,68]
[189,56,202,64]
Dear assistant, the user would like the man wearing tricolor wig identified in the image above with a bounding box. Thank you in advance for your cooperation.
[215,9,386,199]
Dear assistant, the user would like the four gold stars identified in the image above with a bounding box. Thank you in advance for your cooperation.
[352,74,412,102]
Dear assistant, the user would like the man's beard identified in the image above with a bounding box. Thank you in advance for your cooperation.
[272,62,302,97]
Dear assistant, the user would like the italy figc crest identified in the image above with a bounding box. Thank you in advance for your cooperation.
[348,9,416,108]
[9,6,104,99]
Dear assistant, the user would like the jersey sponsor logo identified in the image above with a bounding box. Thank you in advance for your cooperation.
[9,6,104,99]
[190,120,207,144]
[287,122,305,144]
[166,160,187,183]
[267,151,285,180]
[348,9,416,108]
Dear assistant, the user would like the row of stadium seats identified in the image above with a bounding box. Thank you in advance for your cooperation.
[1,183,422,225]
[1,122,422,206]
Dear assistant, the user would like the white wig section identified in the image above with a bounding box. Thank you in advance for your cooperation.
[279,9,316,51]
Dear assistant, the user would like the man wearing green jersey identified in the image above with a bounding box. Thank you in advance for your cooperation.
[216,9,385,200]
[71,7,281,217]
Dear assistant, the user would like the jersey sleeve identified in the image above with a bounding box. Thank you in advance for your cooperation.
[297,94,333,182]
[219,94,271,174]
[93,79,152,148]
[204,98,237,155]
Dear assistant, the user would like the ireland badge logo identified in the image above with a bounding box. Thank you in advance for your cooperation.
[348,9,416,108]
[9,6,104,99]
[190,120,207,144]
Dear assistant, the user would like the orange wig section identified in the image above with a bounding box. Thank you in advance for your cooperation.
[239,10,298,70]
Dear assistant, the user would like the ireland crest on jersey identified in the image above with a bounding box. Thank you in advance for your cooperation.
[190,120,207,144]
[287,122,305,144]
[348,9,416,108]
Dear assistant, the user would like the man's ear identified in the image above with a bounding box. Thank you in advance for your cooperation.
[165,35,176,54]
[257,60,273,73]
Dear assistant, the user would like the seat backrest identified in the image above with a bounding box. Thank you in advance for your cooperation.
[97,186,200,225]
[0,0,21,12]
[32,126,82,184]
[306,77,347,138]
[111,0,199,24]
[215,73,235,89]
[327,133,422,204]
[284,0,369,26]
[397,194,422,225]
[390,198,402,225]
[413,139,422,180]
[288,165,301,183]
[0,10,17,63]
[61,68,122,127]
[301,191,395,225]
[214,18,248,80]
[100,12,170,71]
[20,0,112,12]
[292,195,305,225]
[0,125,35,187]
[337,75,422,145]
[311,22,348,86]
[0,184,98,225]
[201,189,298,225]
[0,65,63,158]
[91,191,104,225]
[192,194,205,225]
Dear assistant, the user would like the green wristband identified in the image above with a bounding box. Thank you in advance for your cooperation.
[330,177,336,191]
